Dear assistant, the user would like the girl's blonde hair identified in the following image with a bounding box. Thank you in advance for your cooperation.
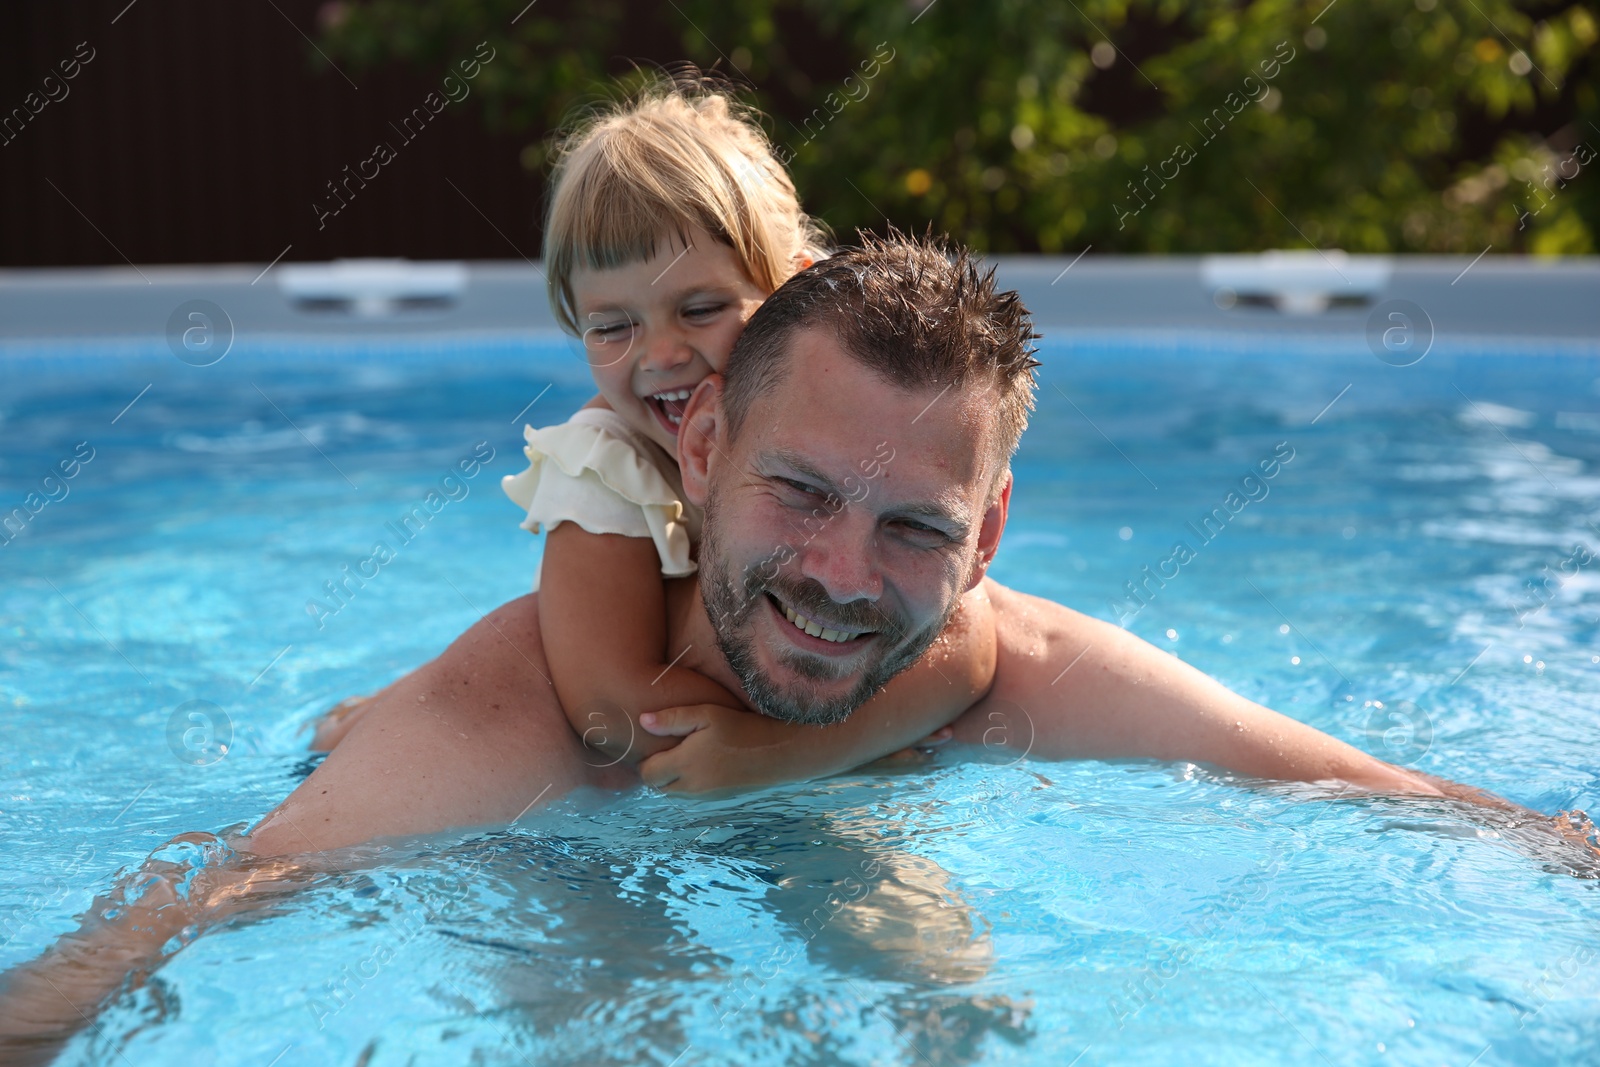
[542,71,829,335]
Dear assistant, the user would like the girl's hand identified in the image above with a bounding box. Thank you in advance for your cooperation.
[639,704,802,797]
[637,709,956,797]
[863,726,954,768]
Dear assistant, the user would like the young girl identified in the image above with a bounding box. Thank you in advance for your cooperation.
[315,75,996,792]
[506,76,996,796]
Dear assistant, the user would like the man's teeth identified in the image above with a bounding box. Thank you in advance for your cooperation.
[782,603,863,643]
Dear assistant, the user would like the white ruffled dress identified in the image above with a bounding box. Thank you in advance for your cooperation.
[501,407,702,589]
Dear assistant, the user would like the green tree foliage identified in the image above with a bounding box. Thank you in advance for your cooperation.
[317,0,1599,253]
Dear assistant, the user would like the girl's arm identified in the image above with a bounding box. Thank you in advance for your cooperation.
[637,587,997,796]
[540,521,747,765]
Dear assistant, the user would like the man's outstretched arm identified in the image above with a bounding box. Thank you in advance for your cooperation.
[0,594,631,1062]
[953,582,1507,804]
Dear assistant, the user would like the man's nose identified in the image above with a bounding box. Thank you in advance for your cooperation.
[796,507,883,606]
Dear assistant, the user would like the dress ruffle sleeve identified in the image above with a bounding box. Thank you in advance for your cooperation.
[501,411,696,579]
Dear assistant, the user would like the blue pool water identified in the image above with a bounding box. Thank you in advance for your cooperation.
[2,329,1599,1066]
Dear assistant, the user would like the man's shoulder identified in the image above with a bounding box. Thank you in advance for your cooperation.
[951,580,1135,725]
[950,581,1184,755]
[982,579,1109,667]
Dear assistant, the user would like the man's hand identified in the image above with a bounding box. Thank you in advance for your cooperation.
[0,837,314,1065]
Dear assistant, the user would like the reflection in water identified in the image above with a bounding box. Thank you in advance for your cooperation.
[748,830,1031,1067]
[402,799,1032,1065]
[403,833,707,1067]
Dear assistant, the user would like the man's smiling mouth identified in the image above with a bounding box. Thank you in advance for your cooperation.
[766,592,874,644]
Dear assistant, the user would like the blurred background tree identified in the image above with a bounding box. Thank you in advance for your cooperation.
[322,0,1597,255]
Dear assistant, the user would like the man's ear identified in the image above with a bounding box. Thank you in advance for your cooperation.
[677,374,725,507]
[966,468,1011,592]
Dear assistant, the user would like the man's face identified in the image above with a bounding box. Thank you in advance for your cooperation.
[687,327,1007,725]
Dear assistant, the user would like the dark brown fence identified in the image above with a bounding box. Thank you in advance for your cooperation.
[0,0,540,267]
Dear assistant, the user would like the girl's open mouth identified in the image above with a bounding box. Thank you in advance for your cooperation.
[646,388,694,434]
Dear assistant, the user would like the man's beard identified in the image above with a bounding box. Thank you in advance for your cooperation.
[698,496,957,726]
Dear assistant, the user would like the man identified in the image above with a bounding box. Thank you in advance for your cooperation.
[249,231,1479,861]
[0,233,1523,1055]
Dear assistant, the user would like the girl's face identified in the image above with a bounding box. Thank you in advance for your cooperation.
[571,225,768,455]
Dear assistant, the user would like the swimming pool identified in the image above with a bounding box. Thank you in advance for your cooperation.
[2,325,1599,1066]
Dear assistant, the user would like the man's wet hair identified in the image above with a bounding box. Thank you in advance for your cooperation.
[721,228,1040,472]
